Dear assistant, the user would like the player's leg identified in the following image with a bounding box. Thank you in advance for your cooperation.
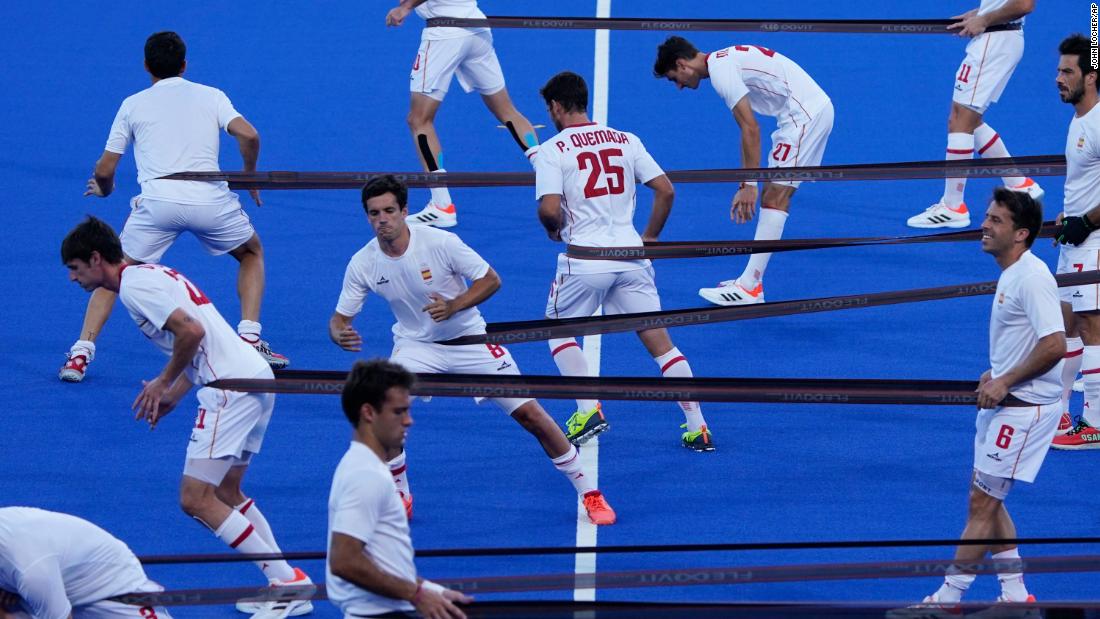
[459,30,538,155]
[406,36,466,228]
[1055,247,1100,448]
[388,341,448,519]
[1059,297,1083,436]
[544,273,611,443]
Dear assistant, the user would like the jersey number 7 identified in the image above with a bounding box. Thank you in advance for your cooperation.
[577,148,625,199]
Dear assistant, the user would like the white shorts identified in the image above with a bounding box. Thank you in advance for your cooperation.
[952,30,1024,113]
[409,31,506,101]
[1057,245,1100,311]
[391,338,532,414]
[71,579,172,618]
[120,195,255,264]
[545,267,662,319]
[769,100,834,189]
[973,401,1060,483]
[185,384,274,462]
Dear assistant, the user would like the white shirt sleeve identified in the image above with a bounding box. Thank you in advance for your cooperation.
[104,99,133,155]
[215,89,243,131]
[444,233,490,282]
[14,556,72,619]
[1020,273,1065,339]
[629,133,665,185]
[335,254,370,318]
[712,62,749,111]
[120,270,181,331]
[534,144,565,200]
[330,474,384,545]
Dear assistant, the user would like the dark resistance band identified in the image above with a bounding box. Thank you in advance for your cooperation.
[567,222,1061,260]
[160,155,1066,190]
[424,16,1022,35]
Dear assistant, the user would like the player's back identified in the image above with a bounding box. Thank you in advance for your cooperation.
[0,507,147,606]
[707,45,829,126]
[537,122,662,250]
[119,264,269,384]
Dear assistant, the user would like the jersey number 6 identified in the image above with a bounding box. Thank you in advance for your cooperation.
[577,148,625,199]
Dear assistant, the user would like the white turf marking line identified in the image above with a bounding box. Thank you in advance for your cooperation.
[574,0,611,605]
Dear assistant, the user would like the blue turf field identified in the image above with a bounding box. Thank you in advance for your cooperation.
[2,1,1096,615]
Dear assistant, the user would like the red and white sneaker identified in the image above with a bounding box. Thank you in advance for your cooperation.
[399,491,413,522]
[1057,412,1074,436]
[698,278,764,307]
[237,567,315,617]
[240,335,290,370]
[58,350,93,383]
[406,202,457,228]
[1007,178,1044,203]
[1052,418,1100,450]
[582,490,616,525]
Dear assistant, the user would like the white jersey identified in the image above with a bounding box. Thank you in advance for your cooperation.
[0,508,149,619]
[105,77,241,205]
[535,122,664,275]
[1064,102,1100,248]
[415,0,489,40]
[707,45,831,128]
[327,442,417,616]
[989,251,1064,404]
[336,226,490,343]
[978,0,1026,26]
[119,264,269,385]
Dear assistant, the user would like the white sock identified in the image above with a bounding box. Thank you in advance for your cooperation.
[429,169,452,206]
[974,123,1026,187]
[993,548,1029,602]
[70,339,96,360]
[936,572,976,602]
[654,347,706,431]
[551,444,596,495]
[388,450,411,496]
[1082,346,1100,427]
[237,320,261,340]
[234,497,283,554]
[942,132,975,209]
[739,207,789,289]
[213,510,295,582]
[550,338,599,412]
[1063,337,1084,414]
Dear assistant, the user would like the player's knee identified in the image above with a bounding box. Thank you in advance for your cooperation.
[509,402,546,431]
[179,481,215,517]
[406,108,432,131]
[971,471,1013,506]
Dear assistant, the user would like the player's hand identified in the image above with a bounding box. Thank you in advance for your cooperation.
[1053,212,1065,247]
[133,376,172,429]
[641,234,658,244]
[413,587,471,619]
[546,228,562,242]
[248,189,263,207]
[386,6,411,26]
[84,176,109,197]
[1058,215,1098,246]
[948,9,987,37]
[335,326,362,352]
[423,293,456,322]
[975,374,1008,410]
[731,186,758,224]
[978,369,992,388]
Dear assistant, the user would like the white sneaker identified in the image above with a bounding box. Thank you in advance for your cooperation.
[1007,178,1044,203]
[244,568,315,618]
[698,279,764,307]
[885,593,962,618]
[406,202,457,228]
[907,200,971,229]
[240,335,290,370]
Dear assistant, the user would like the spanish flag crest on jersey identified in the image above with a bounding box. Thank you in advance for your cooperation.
[1079,135,1086,150]
[420,266,433,284]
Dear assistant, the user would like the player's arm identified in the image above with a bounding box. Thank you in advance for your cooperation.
[329,312,363,352]
[386,0,430,27]
[133,308,204,426]
[976,331,1065,408]
[949,0,1032,36]
[84,151,122,198]
[16,557,74,619]
[730,96,761,224]
[423,268,501,322]
[640,175,674,242]
[330,532,471,618]
[227,116,262,206]
[537,194,564,241]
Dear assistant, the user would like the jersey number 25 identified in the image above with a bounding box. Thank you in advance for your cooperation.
[577,148,625,199]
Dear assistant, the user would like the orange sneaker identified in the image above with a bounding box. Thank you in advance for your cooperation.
[1007,178,1044,202]
[582,490,616,525]
[406,202,457,228]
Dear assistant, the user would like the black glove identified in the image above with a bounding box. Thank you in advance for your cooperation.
[1058,215,1098,246]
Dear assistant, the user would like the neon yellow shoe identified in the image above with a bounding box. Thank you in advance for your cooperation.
[681,423,716,452]
[565,403,608,446]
